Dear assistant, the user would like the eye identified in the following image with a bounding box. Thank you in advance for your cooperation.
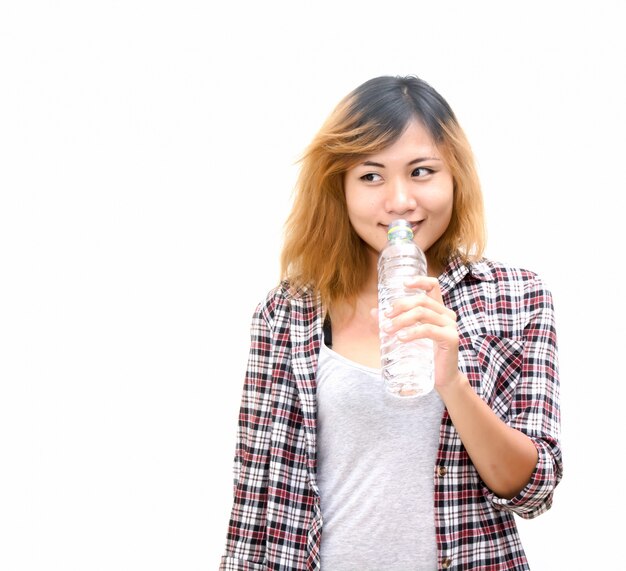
[411,167,434,177]
[360,172,382,182]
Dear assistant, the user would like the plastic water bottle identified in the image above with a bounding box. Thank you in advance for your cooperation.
[378,219,434,397]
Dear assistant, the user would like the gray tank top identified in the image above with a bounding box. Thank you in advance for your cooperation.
[316,343,444,570]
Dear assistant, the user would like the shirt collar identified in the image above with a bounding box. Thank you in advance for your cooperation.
[438,255,494,296]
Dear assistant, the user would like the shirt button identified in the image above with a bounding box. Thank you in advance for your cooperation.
[437,466,447,476]
[441,557,452,568]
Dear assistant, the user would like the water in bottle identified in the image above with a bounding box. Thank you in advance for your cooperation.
[378,219,434,397]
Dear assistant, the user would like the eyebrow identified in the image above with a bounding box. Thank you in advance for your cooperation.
[361,157,442,168]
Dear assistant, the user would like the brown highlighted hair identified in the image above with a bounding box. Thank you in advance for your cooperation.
[280,75,485,306]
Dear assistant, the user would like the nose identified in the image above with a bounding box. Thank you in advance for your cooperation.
[384,179,417,215]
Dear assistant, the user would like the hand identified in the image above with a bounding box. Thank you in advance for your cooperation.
[379,275,465,391]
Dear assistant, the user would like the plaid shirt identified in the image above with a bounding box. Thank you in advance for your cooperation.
[220,256,563,571]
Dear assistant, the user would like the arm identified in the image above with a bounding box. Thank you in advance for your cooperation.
[436,374,537,498]
[386,275,562,509]
[220,302,275,571]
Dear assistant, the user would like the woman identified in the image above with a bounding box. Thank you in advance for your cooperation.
[219,75,562,570]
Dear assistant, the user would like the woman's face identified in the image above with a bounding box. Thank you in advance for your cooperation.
[344,119,454,273]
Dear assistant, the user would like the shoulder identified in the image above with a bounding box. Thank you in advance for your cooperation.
[255,280,320,323]
[259,280,318,306]
[469,257,555,310]
[471,258,549,290]
[471,257,538,282]
[453,258,557,336]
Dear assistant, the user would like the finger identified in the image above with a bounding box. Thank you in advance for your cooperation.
[403,275,439,292]
[396,322,459,346]
[404,275,444,303]
[386,293,446,316]
[385,292,455,320]
[382,305,451,334]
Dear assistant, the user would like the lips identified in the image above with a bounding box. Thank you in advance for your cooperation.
[379,219,425,236]
[410,220,424,233]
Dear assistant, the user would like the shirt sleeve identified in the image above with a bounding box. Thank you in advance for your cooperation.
[220,301,274,569]
[485,276,563,519]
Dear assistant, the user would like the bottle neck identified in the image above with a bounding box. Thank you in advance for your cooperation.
[388,236,413,244]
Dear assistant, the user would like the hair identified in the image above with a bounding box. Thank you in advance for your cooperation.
[280,75,486,307]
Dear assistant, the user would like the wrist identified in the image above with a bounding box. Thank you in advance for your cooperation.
[436,371,472,402]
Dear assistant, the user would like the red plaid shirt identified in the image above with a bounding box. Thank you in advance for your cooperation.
[220,257,563,570]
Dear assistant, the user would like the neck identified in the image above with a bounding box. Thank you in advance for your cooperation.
[426,253,445,278]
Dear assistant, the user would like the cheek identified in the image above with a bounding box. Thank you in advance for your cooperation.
[443,194,454,219]
[435,181,454,216]
[345,190,376,218]
[344,181,358,214]
[344,193,358,221]
[426,191,454,219]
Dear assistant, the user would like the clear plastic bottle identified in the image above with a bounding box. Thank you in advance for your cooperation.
[377,219,434,397]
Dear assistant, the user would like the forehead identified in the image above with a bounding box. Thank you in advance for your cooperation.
[392,120,437,146]
[367,121,440,161]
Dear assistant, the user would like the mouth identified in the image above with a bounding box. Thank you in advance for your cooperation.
[379,220,424,233]
[409,220,423,234]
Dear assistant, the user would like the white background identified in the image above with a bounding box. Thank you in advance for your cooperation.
[1,1,624,569]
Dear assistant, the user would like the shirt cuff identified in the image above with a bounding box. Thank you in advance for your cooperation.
[485,439,560,519]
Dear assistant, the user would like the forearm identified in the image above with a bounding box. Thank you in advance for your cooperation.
[438,373,538,499]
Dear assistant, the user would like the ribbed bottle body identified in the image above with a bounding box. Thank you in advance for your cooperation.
[377,221,434,397]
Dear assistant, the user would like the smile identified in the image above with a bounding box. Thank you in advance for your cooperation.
[380,220,424,232]
[410,220,423,233]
